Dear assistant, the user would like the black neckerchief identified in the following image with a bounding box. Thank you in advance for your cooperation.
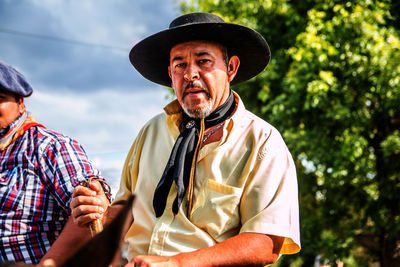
[153,91,236,217]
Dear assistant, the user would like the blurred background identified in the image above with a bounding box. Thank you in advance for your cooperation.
[1,0,399,266]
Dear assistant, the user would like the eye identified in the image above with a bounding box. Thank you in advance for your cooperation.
[198,59,210,64]
[175,62,186,68]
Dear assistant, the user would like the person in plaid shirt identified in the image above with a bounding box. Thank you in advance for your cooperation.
[0,62,107,264]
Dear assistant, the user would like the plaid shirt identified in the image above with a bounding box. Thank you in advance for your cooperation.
[0,117,102,264]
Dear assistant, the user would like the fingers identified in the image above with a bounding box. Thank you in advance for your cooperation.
[70,185,101,209]
[72,180,103,197]
[126,255,177,267]
[88,179,105,195]
[70,183,109,227]
[71,198,104,227]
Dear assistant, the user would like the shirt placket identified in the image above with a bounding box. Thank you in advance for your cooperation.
[148,189,177,255]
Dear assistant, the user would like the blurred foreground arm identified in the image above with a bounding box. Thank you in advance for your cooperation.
[39,217,91,265]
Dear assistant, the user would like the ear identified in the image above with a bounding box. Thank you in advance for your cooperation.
[227,56,240,83]
[18,97,26,114]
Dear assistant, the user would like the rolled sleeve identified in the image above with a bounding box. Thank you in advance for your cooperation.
[40,137,101,215]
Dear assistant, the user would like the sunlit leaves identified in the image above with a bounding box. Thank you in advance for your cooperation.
[180,0,400,265]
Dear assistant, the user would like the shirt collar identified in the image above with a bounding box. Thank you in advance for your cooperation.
[163,91,244,121]
[162,91,246,144]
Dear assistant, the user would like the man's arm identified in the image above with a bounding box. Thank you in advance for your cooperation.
[128,232,284,267]
[40,181,126,266]
[39,217,91,265]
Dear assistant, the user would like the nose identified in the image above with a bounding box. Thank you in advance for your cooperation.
[183,64,199,81]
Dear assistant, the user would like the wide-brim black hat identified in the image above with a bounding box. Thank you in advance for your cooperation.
[129,12,270,87]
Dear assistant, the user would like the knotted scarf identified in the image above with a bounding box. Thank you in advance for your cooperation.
[0,112,43,150]
[153,91,236,217]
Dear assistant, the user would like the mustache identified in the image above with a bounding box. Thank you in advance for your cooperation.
[185,80,203,91]
[183,81,211,99]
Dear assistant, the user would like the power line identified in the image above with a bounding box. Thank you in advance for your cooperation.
[0,27,130,52]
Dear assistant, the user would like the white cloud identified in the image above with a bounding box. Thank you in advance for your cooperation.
[0,0,179,93]
[25,86,172,187]
[0,0,180,194]
[26,86,170,150]
[30,0,154,46]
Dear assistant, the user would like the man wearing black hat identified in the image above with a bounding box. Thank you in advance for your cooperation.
[69,12,301,266]
[0,62,110,264]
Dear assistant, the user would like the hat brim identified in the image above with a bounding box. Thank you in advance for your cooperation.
[129,22,270,87]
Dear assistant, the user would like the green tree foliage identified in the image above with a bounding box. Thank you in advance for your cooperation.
[180,0,400,266]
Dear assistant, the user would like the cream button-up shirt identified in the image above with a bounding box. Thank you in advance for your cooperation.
[113,92,300,260]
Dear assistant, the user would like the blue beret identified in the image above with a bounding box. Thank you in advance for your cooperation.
[0,62,33,97]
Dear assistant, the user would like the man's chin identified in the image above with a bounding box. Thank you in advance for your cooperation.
[183,105,212,119]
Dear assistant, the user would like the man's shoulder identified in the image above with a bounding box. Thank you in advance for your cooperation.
[147,112,167,124]
[234,95,276,132]
[234,107,288,149]
[27,125,82,150]
[238,108,278,133]
[140,112,168,131]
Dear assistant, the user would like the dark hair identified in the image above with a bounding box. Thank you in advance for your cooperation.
[14,93,22,102]
[0,87,23,101]
[221,46,230,68]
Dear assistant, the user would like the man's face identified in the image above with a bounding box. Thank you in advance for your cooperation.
[168,40,239,118]
[0,90,25,128]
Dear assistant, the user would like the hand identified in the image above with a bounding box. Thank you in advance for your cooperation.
[70,179,110,227]
[125,255,179,267]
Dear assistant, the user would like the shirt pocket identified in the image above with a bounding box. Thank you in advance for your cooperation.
[0,167,29,213]
[190,179,242,241]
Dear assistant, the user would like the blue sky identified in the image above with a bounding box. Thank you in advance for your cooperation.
[0,0,182,193]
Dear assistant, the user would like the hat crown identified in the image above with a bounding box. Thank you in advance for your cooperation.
[0,62,33,97]
[130,12,270,87]
[169,12,225,29]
